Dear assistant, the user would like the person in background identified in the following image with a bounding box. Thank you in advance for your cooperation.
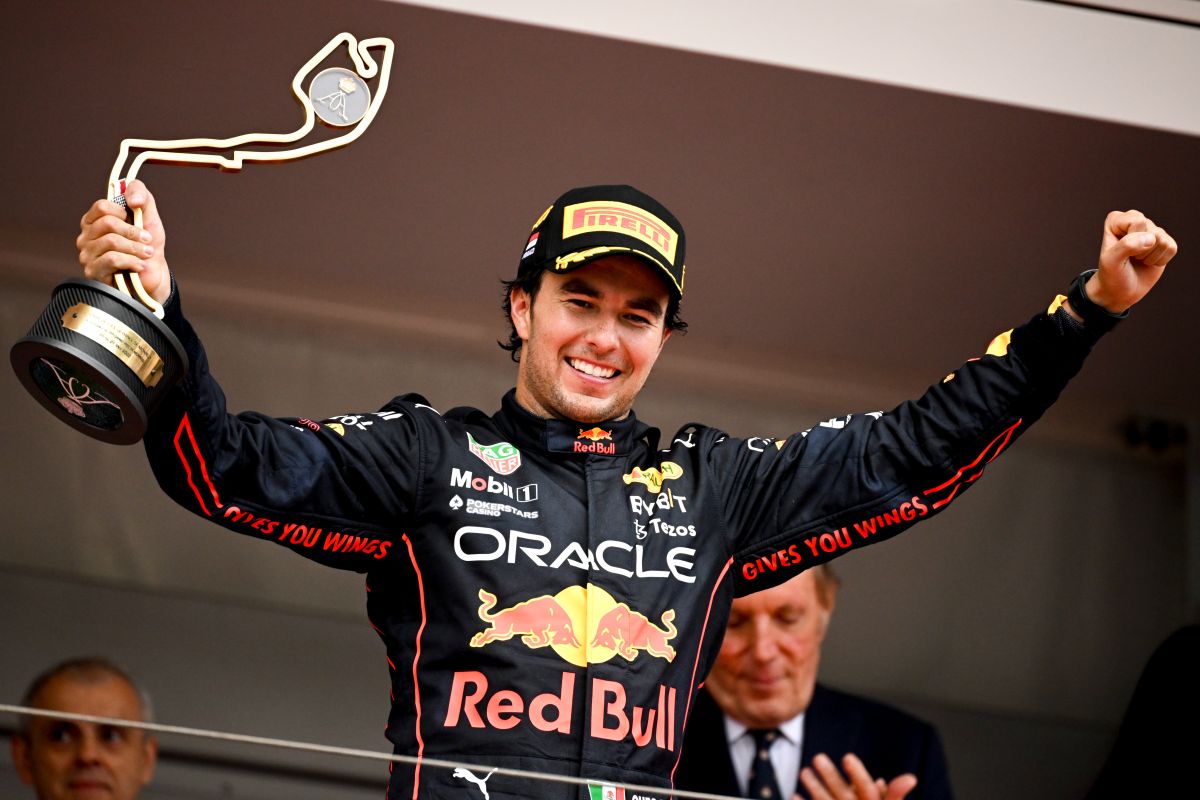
[1085,624,1200,798]
[11,658,157,800]
[675,567,951,800]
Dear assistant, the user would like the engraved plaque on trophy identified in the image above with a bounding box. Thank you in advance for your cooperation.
[11,33,394,444]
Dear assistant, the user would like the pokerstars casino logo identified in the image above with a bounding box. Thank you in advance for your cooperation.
[469,584,677,667]
[575,426,615,455]
[623,462,683,494]
[467,432,522,475]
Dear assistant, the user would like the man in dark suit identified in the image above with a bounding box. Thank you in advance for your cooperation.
[676,566,952,800]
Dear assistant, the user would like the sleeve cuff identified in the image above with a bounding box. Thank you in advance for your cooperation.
[1064,268,1127,335]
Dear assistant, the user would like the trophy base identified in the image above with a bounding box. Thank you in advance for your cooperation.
[10,278,188,445]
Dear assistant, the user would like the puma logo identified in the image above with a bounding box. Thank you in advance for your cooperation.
[452,767,497,799]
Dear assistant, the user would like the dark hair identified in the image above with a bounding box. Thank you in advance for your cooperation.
[499,270,688,362]
[18,657,153,737]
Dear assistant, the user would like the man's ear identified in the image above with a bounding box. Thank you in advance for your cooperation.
[511,287,532,341]
[657,328,672,354]
[11,736,34,786]
[816,582,837,639]
[141,736,158,786]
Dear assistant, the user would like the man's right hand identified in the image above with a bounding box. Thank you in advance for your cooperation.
[77,178,171,305]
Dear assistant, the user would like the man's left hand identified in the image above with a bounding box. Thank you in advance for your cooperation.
[1084,210,1178,313]
[797,752,917,800]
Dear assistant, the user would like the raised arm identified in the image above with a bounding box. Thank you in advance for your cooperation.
[714,210,1178,594]
[73,179,423,572]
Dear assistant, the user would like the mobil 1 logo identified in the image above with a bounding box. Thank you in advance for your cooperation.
[450,468,538,503]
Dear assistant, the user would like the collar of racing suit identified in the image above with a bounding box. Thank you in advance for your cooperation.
[494,388,660,458]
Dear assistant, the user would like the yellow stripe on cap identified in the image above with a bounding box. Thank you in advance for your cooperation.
[554,246,684,296]
[530,204,553,232]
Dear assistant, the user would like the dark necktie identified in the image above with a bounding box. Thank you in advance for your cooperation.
[747,728,783,800]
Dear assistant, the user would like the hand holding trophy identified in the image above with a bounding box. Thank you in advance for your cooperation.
[10,33,394,444]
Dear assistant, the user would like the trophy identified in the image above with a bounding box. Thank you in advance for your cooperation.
[10,33,394,445]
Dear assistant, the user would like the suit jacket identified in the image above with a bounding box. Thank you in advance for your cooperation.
[1086,625,1200,798]
[675,685,953,800]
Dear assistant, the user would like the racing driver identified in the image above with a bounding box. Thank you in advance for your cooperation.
[75,180,1176,800]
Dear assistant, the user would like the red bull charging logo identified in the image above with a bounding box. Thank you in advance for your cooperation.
[470,585,677,667]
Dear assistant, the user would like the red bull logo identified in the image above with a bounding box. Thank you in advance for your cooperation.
[622,461,683,493]
[444,670,678,751]
[590,603,676,662]
[575,426,616,455]
[470,589,581,650]
[469,584,677,667]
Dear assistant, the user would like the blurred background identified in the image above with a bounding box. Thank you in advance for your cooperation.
[2,1,1197,797]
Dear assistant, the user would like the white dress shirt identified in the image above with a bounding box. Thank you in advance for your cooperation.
[723,712,806,799]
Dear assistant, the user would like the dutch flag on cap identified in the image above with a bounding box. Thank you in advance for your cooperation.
[522,232,539,260]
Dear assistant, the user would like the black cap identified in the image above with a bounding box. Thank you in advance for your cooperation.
[517,185,686,298]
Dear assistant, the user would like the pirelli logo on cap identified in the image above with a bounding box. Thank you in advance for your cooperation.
[562,201,678,264]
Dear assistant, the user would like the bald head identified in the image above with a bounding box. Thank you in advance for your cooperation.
[12,659,157,800]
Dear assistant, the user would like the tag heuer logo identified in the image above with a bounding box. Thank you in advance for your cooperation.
[467,432,522,475]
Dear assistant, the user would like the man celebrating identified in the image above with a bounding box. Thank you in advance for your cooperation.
[11,659,157,800]
[75,181,1175,799]
[675,567,950,800]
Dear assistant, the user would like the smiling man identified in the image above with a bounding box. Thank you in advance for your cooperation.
[510,257,674,424]
[73,181,1176,800]
[501,186,688,425]
[11,659,157,800]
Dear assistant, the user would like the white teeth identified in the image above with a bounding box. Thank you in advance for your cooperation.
[569,358,617,378]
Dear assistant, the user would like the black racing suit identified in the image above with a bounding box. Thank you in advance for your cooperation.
[143,287,1104,800]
